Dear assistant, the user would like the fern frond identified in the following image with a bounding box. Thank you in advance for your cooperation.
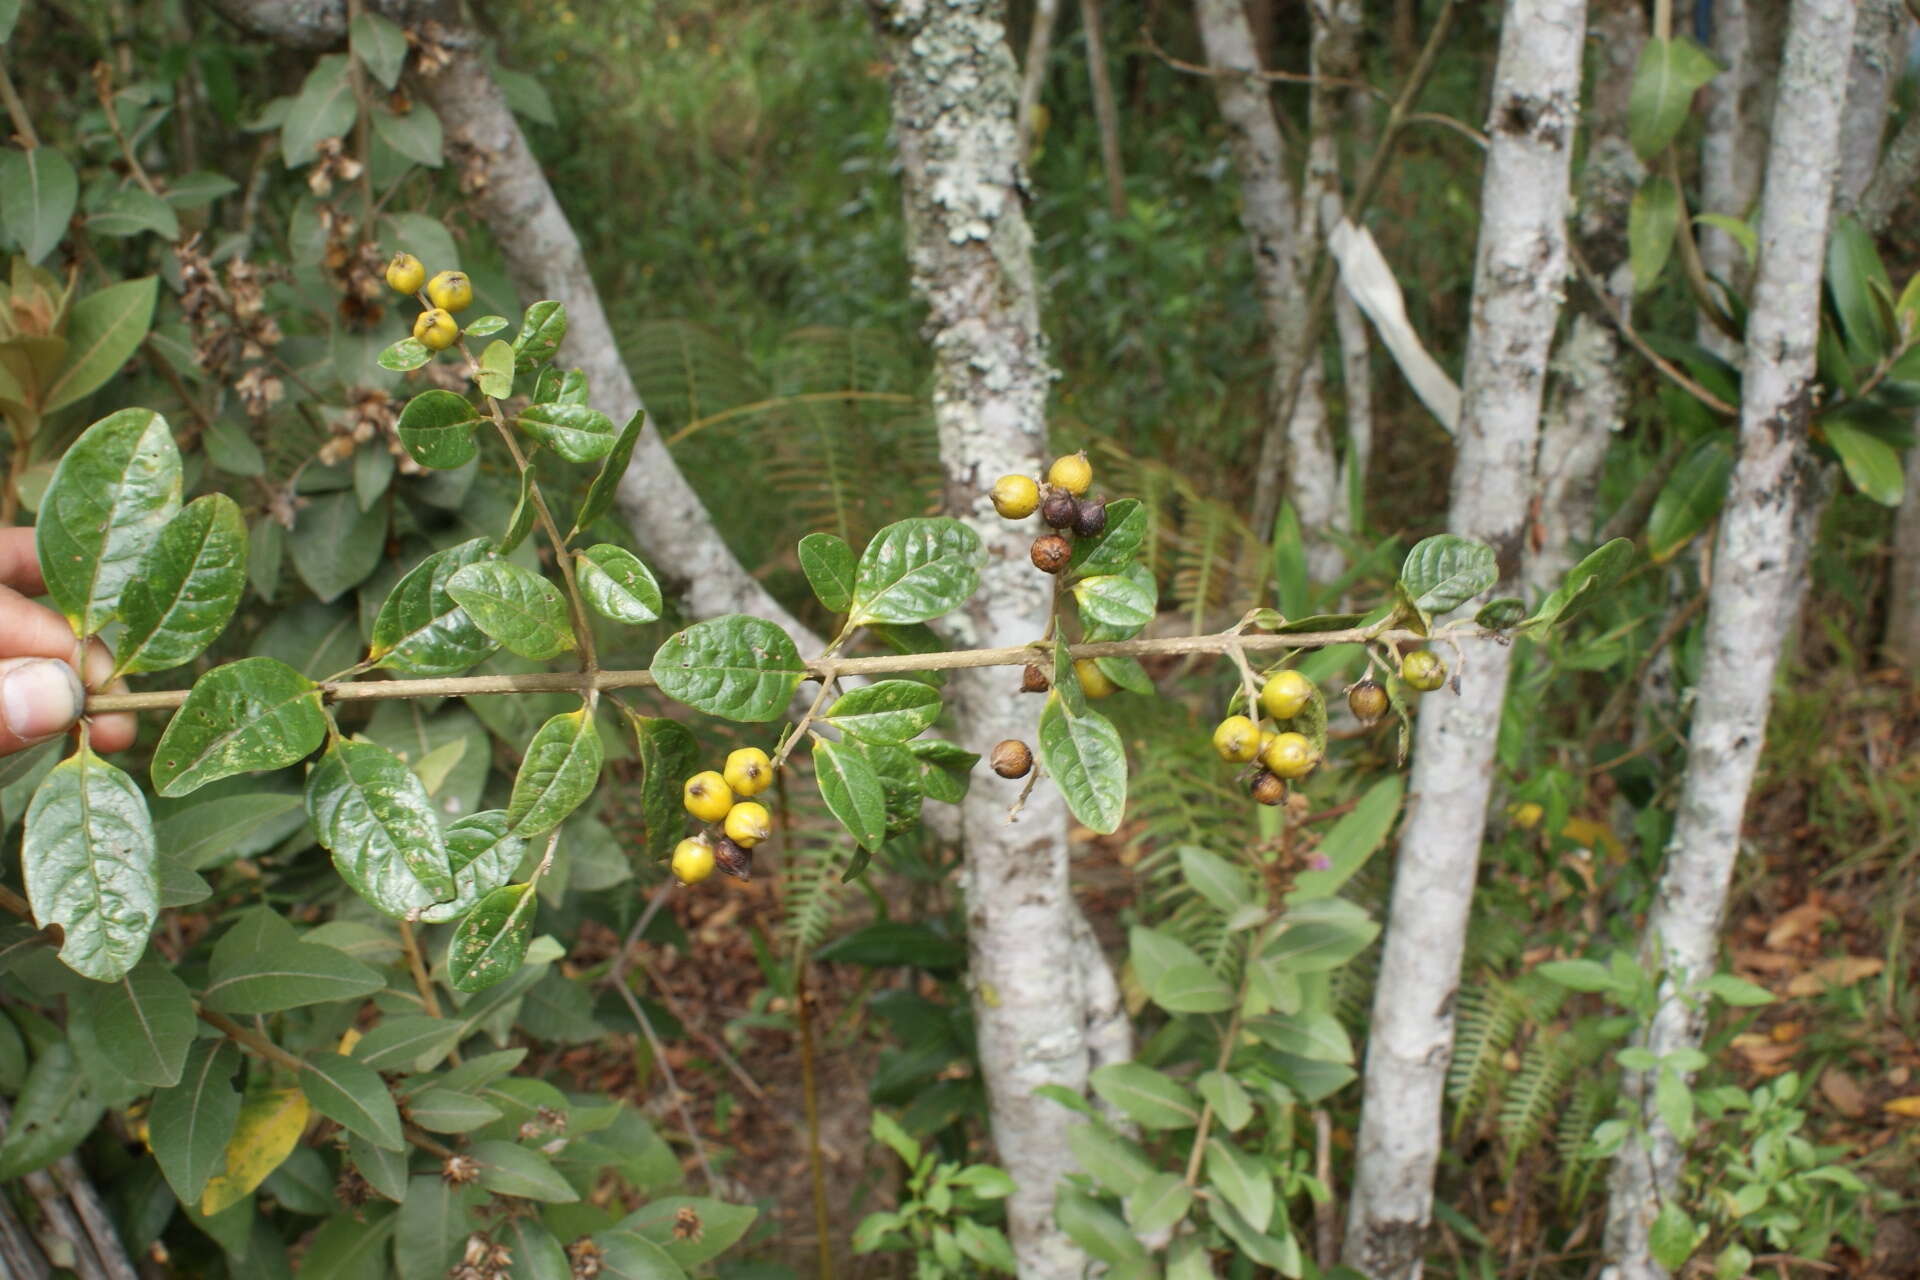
[778,760,861,956]
[1498,1028,1580,1176]
[1555,1074,1614,1210]
[1447,978,1528,1139]
[627,320,768,432]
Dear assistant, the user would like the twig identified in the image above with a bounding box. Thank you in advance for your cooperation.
[397,920,444,1017]
[1569,241,1739,415]
[196,1005,306,1073]
[1140,0,1382,95]
[90,62,163,201]
[608,963,719,1193]
[0,59,37,148]
[1663,150,1742,342]
[1580,591,1707,752]
[795,964,835,1280]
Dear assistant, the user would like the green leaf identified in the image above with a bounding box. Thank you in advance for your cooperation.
[1153,962,1235,1013]
[469,1139,578,1202]
[350,1134,411,1205]
[307,739,455,917]
[850,517,984,625]
[1179,846,1251,916]
[513,300,568,368]
[812,737,886,851]
[201,418,264,477]
[1211,1196,1302,1271]
[1289,775,1403,903]
[291,490,387,602]
[0,1040,104,1180]
[1627,37,1721,162]
[841,737,923,835]
[1649,1201,1697,1269]
[149,1040,241,1202]
[36,407,181,635]
[406,1087,503,1133]
[74,957,194,1086]
[571,409,645,537]
[1,146,77,264]
[1088,1062,1200,1130]
[1264,898,1379,972]
[1205,1137,1274,1232]
[1036,693,1127,835]
[825,681,942,742]
[475,338,514,400]
[498,467,537,555]
[1701,972,1775,1006]
[627,714,699,861]
[395,1176,484,1279]
[379,338,432,372]
[1067,1120,1155,1196]
[355,441,394,510]
[1823,416,1904,505]
[1526,537,1638,630]
[449,883,537,993]
[815,921,966,969]
[1655,1064,1694,1144]
[152,658,327,797]
[87,188,179,240]
[1249,1010,1354,1063]
[1629,175,1681,294]
[577,544,662,624]
[395,389,482,470]
[1197,1070,1254,1132]
[616,1195,757,1268]
[650,615,805,722]
[302,1052,404,1152]
[352,1017,465,1072]
[301,1207,399,1280]
[114,494,247,675]
[369,537,500,676]
[1128,925,1210,993]
[372,101,443,168]
[22,743,157,980]
[282,55,357,167]
[1536,958,1617,993]
[1827,213,1893,361]
[202,908,385,1013]
[1068,498,1148,580]
[1072,571,1157,630]
[446,560,576,660]
[1053,1187,1145,1265]
[463,315,508,339]
[44,277,160,412]
[909,738,977,804]
[1647,437,1733,562]
[1694,213,1756,267]
[350,9,408,87]
[1126,1171,1193,1236]
[508,709,602,836]
[799,532,856,612]
[1399,534,1498,617]
[1474,597,1527,629]
[517,403,616,463]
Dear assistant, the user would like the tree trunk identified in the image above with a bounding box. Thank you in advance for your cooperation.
[1834,0,1906,212]
[1696,0,1786,354]
[1342,1,1586,1274]
[1080,0,1128,218]
[204,0,826,657]
[1599,0,1856,1274]
[1016,0,1062,161]
[868,3,1118,1274]
[1194,0,1340,578]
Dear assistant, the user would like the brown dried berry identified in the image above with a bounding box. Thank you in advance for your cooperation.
[1348,678,1389,724]
[1041,489,1080,529]
[991,739,1034,778]
[712,835,753,882]
[1250,772,1286,806]
[1021,663,1051,693]
[1031,534,1072,574]
[1073,497,1107,537]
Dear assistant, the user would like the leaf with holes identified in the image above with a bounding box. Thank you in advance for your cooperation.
[151,658,327,797]
[368,537,499,676]
[577,544,662,625]
[36,407,181,636]
[306,739,453,917]
[448,883,536,993]
[446,560,576,660]
[22,743,157,980]
[114,494,248,675]
[650,615,805,722]
[850,517,983,626]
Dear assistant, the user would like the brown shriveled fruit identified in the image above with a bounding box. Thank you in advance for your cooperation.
[1348,679,1389,724]
[1250,772,1287,806]
[991,740,1034,779]
[1030,534,1072,574]
[712,836,753,881]
[1021,664,1051,693]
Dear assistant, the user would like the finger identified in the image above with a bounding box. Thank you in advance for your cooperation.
[0,528,45,597]
[76,638,137,753]
[0,584,88,664]
[0,657,85,757]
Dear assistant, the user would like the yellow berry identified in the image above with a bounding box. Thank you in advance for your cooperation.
[1401,649,1447,693]
[682,771,733,823]
[723,747,773,797]
[991,474,1041,520]
[1047,452,1093,496]
[413,308,459,351]
[1212,715,1260,763]
[1261,669,1315,721]
[425,269,474,313]
[671,835,716,885]
[1261,731,1317,779]
[724,801,772,848]
[385,252,426,295]
[1075,659,1115,699]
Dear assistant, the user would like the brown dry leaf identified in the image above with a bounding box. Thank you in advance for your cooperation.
[1785,955,1884,997]
[1732,1033,1797,1073]
[1733,948,1801,974]
[1820,1067,1869,1118]
[1880,1096,1920,1119]
[1765,900,1833,949]
[1769,1020,1805,1045]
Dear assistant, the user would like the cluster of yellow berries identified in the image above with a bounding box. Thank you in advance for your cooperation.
[1212,669,1325,807]
[385,252,473,351]
[990,451,1107,576]
[671,747,775,885]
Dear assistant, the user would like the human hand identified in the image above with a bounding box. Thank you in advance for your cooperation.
[0,527,137,757]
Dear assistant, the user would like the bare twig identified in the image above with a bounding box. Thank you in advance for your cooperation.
[1569,241,1739,415]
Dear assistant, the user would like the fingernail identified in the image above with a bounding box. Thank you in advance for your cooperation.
[1,660,84,742]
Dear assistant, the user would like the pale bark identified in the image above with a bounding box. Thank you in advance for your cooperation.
[1080,0,1128,218]
[1696,0,1785,352]
[1342,1,1586,1273]
[1194,0,1340,579]
[1858,107,1920,234]
[1015,0,1062,160]
[1599,0,1856,1274]
[205,0,824,656]
[868,3,1115,1274]
[1835,0,1906,211]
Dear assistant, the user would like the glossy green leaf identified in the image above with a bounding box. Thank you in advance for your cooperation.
[1629,175,1680,294]
[908,738,976,804]
[517,403,616,463]
[813,736,886,851]
[468,1139,578,1202]
[650,615,805,722]
[1036,693,1127,835]
[202,908,385,1014]
[1526,537,1638,630]
[446,560,576,660]
[44,276,160,412]
[508,709,602,836]
[799,532,856,612]
[369,537,500,676]
[1827,214,1892,361]
[291,490,386,602]
[1475,597,1527,629]
[22,743,157,980]
[395,389,481,470]
[35,407,181,636]
[0,146,77,265]
[350,9,408,87]
[302,1052,404,1152]
[1053,1187,1146,1265]
[571,409,645,537]
[306,739,454,917]
[577,544,662,624]
[1647,437,1733,562]
[151,658,327,797]
[1399,534,1498,617]
[849,517,984,625]
[842,736,923,836]
[498,467,537,554]
[1627,37,1721,162]
[1067,498,1147,579]
[513,300,568,368]
[1088,1062,1200,1130]
[419,810,526,926]
[379,337,432,372]
[1072,571,1156,631]
[282,55,357,167]
[464,315,508,339]
[627,713,699,861]
[825,680,942,742]
[0,1040,104,1180]
[114,494,248,675]
[448,883,536,993]
[149,1040,241,1202]
[476,338,514,399]
[74,957,194,1086]
[1823,416,1904,505]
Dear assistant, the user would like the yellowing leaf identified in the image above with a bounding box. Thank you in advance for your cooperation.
[200,1085,308,1215]
[1560,816,1622,857]
[1507,802,1544,829]
[1882,1095,1920,1119]
[1784,955,1884,997]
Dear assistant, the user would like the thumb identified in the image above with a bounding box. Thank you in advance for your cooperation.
[0,657,85,756]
